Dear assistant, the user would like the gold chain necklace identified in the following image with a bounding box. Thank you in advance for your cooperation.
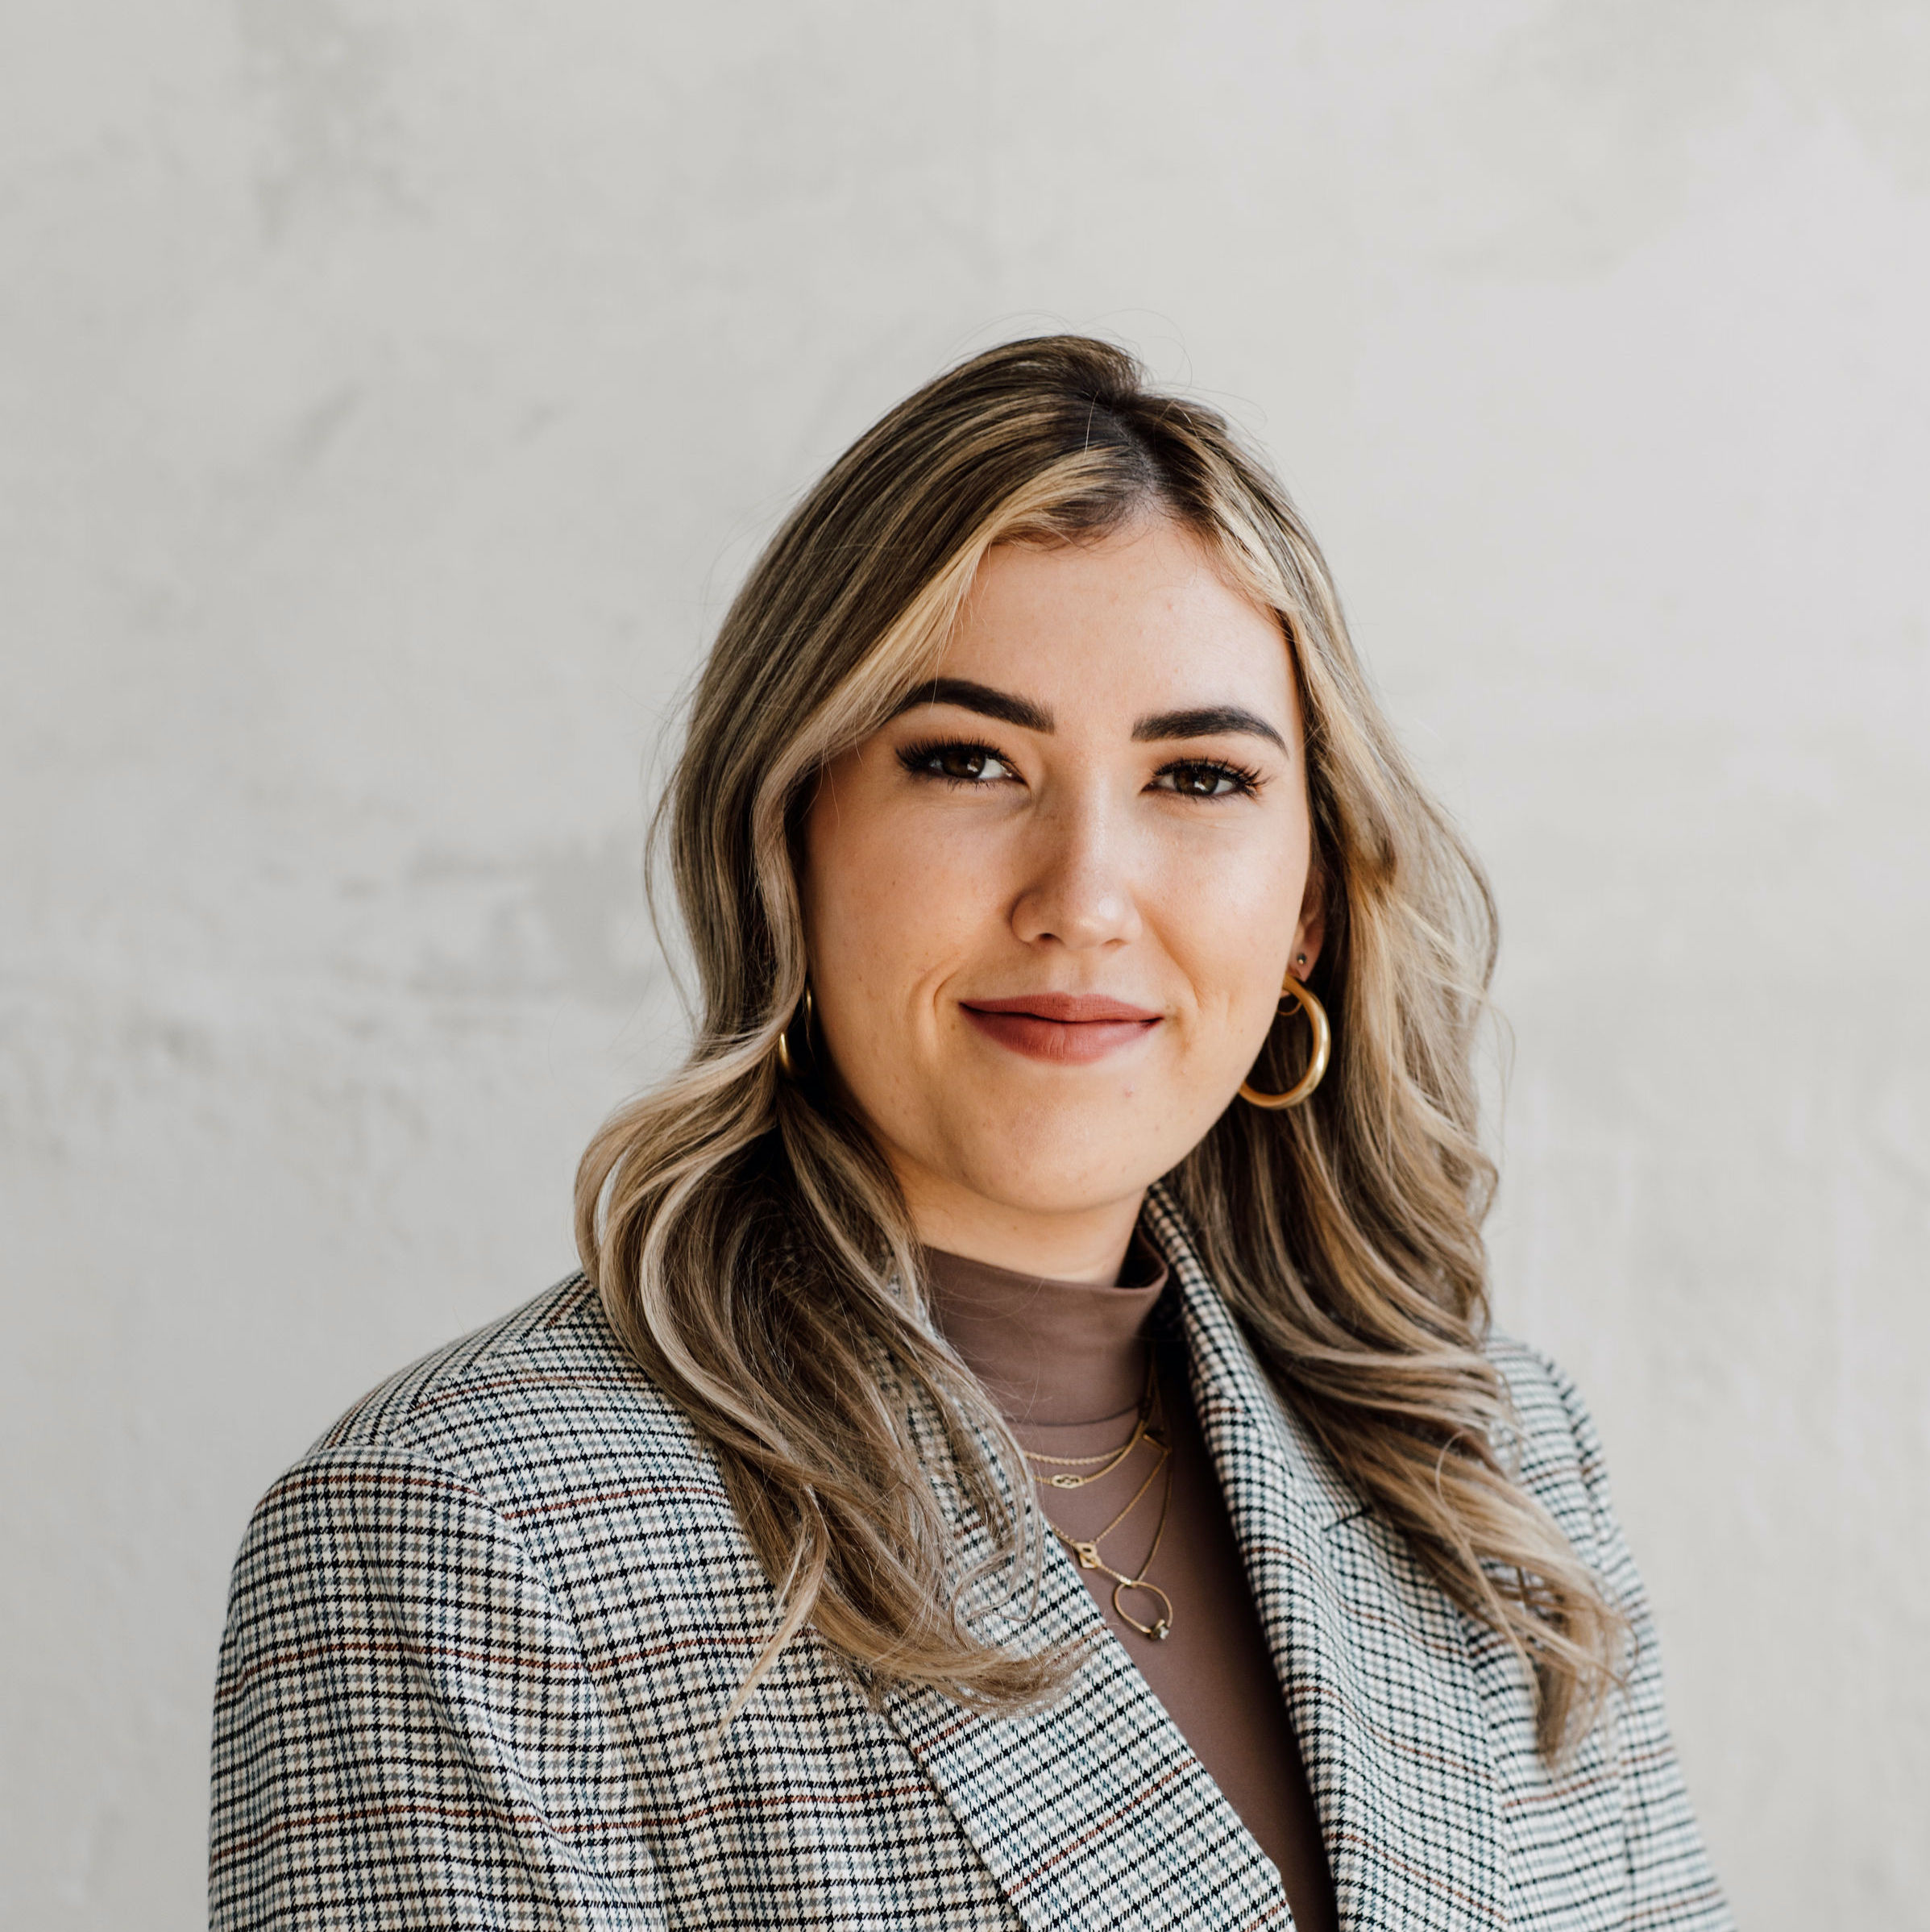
[1021,1358,1177,1642]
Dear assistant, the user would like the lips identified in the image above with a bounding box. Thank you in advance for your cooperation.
[958,992,1162,1065]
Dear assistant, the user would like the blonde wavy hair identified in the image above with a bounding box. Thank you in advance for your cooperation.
[577,335,1623,1759]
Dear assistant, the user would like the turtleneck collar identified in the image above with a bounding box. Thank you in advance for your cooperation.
[920,1232,1171,1427]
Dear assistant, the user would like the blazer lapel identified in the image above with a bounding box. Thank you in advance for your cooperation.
[1142,1187,1509,1932]
[879,1338,1292,1927]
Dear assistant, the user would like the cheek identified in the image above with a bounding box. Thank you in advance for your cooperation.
[809,812,967,983]
[1160,837,1308,1053]
[800,779,998,1072]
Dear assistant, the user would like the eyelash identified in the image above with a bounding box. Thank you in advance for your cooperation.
[895,737,1264,800]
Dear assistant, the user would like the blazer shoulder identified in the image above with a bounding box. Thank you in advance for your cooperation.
[305,1273,724,1516]
[226,1280,757,1734]
[1480,1328,1616,1572]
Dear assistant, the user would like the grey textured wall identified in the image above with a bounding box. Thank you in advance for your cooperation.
[3,4,1926,1926]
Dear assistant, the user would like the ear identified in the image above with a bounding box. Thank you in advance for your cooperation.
[1290,871,1327,981]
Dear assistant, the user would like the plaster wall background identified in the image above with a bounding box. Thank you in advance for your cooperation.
[2,3,1926,1926]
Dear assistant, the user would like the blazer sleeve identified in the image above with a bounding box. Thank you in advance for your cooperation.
[1537,1355,1733,1932]
[210,1441,667,1930]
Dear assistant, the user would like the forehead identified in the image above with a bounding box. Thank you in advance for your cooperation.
[938,516,1297,725]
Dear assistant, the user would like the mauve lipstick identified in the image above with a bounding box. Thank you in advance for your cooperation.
[957,991,1162,1065]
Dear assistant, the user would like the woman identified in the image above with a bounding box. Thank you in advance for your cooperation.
[211,337,1730,1930]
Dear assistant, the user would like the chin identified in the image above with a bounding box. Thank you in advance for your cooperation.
[944,1133,1182,1220]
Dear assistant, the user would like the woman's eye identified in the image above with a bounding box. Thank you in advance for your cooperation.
[1156,761,1256,799]
[899,741,1016,785]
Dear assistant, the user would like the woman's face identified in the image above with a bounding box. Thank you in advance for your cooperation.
[799,513,1322,1273]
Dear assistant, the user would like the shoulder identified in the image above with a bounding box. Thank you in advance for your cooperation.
[1480,1329,1617,1576]
[324,1273,697,1450]
[249,1274,733,1564]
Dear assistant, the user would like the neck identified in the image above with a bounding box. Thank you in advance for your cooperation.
[921,1239,1168,1426]
[893,1171,1148,1286]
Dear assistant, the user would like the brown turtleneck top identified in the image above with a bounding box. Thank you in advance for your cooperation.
[925,1240,1337,1932]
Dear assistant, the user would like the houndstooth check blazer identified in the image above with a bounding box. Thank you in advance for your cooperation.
[210,1190,1731,1930]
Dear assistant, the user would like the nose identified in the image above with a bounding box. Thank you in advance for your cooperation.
[1008,791,1143,951]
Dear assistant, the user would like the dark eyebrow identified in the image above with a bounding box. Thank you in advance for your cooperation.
[888,678,1055,733]
[1131,705,1289,754]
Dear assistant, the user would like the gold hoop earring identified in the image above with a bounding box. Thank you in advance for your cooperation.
[1239,974,1330,1110]
[774,984,815,1080]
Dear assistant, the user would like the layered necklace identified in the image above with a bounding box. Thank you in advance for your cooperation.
[1022,1349,1176,1642]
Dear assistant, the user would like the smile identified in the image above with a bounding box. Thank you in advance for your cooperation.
[957,993,1163,1066]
